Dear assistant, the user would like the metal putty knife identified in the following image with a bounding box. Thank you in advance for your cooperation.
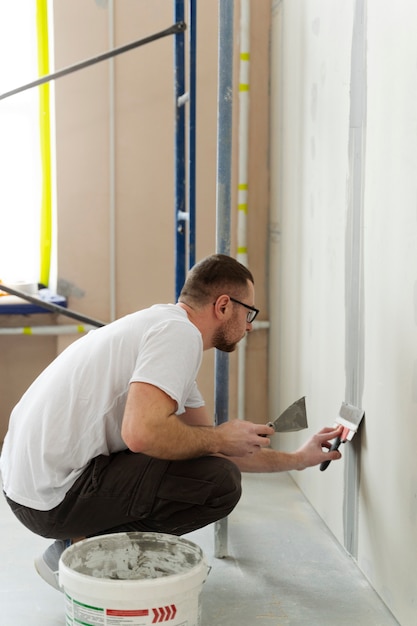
[319,401,365,471]
[266,396,308,433]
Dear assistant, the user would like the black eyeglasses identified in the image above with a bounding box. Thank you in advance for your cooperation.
[229,297,259,323]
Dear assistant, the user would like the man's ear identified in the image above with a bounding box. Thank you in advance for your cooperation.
[213,294,230,319]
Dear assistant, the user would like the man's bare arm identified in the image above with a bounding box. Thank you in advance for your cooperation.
[224,426,344,472]
[121,382,273,460]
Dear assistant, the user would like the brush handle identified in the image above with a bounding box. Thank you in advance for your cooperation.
[319,436,342,472]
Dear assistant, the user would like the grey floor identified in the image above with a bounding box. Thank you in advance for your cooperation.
[0,472,399,626]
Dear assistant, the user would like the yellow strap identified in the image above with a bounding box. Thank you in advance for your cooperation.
[36,0,52,286]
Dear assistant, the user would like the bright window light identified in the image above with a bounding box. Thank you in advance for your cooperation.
[0,1,42,285]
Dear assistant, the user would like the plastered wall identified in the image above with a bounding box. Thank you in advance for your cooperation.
[270,1,417,624]
[0,1,271,440]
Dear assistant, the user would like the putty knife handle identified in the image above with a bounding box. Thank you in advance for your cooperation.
[319,436,342,472]
[259,422,275,437]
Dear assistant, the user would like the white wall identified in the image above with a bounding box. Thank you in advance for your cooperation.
[269,1,417,624]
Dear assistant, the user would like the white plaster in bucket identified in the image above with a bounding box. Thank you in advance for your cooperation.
[59,532,209,626]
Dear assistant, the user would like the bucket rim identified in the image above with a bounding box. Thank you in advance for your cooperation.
[61,531,204,553]
[59,530,208,586]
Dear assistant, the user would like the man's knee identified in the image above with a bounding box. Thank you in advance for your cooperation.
[208,457,242,516]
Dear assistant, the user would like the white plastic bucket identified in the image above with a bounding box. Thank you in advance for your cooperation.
[59,532,209,626]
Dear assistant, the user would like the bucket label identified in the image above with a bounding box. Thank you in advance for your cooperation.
[65,596,105,625]
[151,606,177,622]
[65,595,185,626]
[106,609,150,625]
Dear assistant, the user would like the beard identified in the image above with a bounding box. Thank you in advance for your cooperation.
[212,321,239,353]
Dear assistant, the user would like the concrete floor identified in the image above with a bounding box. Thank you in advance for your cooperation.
[0,472,399,626]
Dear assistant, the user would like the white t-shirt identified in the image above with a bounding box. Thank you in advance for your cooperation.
[0,304,204,511]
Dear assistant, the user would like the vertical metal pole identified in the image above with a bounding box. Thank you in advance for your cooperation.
[188,0,197,268]
[214,0,234,559]
[174,0,186,299]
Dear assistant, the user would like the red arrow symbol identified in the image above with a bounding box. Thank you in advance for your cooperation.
[152,605,178,622]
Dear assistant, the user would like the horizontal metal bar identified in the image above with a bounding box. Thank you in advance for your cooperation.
[0,284,106,327]
[0,324,96,335]
[0,21,186,102]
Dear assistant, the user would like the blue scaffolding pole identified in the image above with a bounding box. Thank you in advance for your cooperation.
[173,0,233,557]
[174,0,187,298]
[188,0,197,269]
[174,0,197,299]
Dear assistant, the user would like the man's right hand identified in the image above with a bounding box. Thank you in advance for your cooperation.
[214,419,275,457]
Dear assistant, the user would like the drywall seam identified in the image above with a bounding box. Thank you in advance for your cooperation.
[344,0,367,557]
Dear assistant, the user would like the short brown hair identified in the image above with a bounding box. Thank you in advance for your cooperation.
[179,254,254,306]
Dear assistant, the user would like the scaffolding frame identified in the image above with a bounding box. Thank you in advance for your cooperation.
[0,0,235,556]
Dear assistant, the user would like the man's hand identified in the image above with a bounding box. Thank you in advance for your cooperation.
[215,419,275,457]
[227,424,344,473]
[292,425,343,470]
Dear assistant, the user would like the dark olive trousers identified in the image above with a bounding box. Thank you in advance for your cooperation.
[5,452,242,540]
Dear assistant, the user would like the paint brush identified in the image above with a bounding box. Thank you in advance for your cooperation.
[319,402,364,471]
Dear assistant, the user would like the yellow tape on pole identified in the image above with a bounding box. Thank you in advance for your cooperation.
[36,0,52,286]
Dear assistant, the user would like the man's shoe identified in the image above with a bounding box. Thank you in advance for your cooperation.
[34,539,71,591]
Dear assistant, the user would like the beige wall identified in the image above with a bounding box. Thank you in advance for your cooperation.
[0,0,271,442]
[244,0,271,422]
[0,315,57,442]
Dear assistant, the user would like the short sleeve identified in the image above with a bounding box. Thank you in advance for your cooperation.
[129,319,204,414]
